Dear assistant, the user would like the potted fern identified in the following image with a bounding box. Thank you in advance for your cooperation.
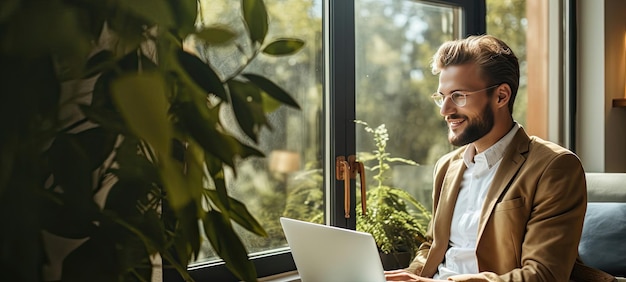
[355,120,432,270]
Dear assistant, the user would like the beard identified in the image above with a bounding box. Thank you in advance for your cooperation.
[448,102,495,146]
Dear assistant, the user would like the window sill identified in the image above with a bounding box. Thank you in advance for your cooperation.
[258,270,301,282]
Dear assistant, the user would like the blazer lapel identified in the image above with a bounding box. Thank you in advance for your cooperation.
[476,127,531,242]
[436,158,466,239]
[421,154,466,277]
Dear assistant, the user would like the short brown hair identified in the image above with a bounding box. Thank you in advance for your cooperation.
[431,35,520,113]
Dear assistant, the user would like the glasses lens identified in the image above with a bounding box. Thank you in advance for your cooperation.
[451,92,466,106]
[431,94,443,107]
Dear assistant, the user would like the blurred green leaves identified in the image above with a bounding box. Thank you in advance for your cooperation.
[0,0,303,281]
[195,26,238,45]
[242,0,268,44]
[111,72,173,155]
[262,38,305,56]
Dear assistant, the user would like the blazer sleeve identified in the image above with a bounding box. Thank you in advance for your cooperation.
[406,239,432,274]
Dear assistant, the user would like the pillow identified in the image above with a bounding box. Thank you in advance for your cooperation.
[578,202,626,276]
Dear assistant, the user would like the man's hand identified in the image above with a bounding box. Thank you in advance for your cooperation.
[384,269,448,282]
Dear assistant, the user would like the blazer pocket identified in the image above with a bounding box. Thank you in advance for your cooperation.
[494,197,524,211]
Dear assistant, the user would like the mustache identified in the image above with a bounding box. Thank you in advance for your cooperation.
[446,114,466,120]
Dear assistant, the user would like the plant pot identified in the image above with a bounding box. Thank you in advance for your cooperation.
[379,251,412,270]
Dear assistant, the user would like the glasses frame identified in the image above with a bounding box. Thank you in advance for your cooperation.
[431,84,501,108]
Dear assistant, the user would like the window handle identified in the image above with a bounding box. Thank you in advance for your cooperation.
[349,155,366,216]
[336,156,351,218]
[336,155,367,218]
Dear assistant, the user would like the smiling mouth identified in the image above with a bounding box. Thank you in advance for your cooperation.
[447,118,466,129]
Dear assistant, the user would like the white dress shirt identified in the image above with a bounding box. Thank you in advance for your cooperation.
[434,124,519,279]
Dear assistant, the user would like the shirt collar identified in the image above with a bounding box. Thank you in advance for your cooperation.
[463,122,520,169]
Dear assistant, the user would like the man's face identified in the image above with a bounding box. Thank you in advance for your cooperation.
[437,64,495,146]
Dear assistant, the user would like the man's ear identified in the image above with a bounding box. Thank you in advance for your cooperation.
[495,84,511,108]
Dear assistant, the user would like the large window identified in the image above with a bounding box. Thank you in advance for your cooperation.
[182,1,487,280]
[355,1,461,210]
[184,0,325,269]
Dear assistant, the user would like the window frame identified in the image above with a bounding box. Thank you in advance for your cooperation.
[330,0,486,229]
[175,0,487,280]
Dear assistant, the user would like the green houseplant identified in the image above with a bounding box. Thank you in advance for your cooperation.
[0,0,302,281]
[355,120,432,270]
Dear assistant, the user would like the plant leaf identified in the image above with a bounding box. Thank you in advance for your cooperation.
[227,79,269,142]
[176,200,201,259]
[236,140,265,159]
[184,141,207,201]
[112,138,161,185]
[103,180,147,217]
[242,0,268,44]
[205,190,267,237]
[39,192,100,239]
[176,49,227,100]
[140,209,167,253]
[106,7,150,46]
[174,101,237,167]
[159,156,191,210]
[118,49,159,72]
[262,38,305,56]
[203,210,257,282]
[0,0,20,22]
[222,133,265,159]
[79,105,128,135]
[83,50,115,78]
[62,233,118,282]
[388,188,429,215]
[243,73,300,109]
[48,129,115,186]
[120,0,174,28]
[169,0,198,39]
[260,92,282,112]
[111,71,172,155]
[110,71,195,209]
[387,157,419,166]
[212,168,231,216]
[195,26,238,45]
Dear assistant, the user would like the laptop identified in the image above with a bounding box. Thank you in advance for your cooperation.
[279,217,386,282]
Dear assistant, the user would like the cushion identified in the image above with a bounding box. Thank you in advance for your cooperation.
[585,173,626,202]
[578,202,626,276]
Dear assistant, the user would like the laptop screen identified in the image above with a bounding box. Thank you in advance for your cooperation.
[280,217,386,282]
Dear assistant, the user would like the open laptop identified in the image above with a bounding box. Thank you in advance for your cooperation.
[279,217,386,282]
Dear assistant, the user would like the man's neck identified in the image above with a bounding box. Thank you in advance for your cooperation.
[473,119,515,153]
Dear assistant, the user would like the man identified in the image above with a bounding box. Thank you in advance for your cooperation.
[385,35,590,281]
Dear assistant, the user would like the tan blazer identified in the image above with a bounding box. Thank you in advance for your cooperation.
[407,126,588,282]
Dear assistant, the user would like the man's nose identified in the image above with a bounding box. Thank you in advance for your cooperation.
[439,96,456,116]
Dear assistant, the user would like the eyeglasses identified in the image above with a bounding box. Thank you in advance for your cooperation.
[431,84,500,108]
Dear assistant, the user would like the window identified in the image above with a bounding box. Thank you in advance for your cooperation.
[355,1,462,210]
[180,1,486,280]
[486,0,528,127]
[190,0,325,259]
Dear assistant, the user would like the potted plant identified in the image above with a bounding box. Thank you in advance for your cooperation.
[355,120,432,270]
[0,1,302,281]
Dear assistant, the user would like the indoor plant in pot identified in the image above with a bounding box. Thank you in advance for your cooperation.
[355,120,432,270]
